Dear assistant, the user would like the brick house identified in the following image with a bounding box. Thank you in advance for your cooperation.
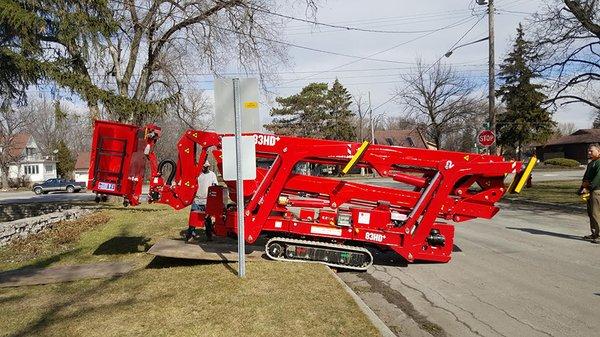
[535,129,600,164]
[373,129,437,149]
[74,152,90,183]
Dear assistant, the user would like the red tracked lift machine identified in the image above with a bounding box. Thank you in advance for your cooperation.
[89,120,527,271]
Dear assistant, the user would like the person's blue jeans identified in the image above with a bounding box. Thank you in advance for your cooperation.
[191,203,206,212]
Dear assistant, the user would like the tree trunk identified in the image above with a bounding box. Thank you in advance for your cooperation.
[0,166,9,189]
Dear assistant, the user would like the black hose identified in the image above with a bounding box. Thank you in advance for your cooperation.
[158,159,177,185]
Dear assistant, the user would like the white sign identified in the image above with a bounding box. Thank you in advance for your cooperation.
[221,136,257,181]
[214,78,260,133]
[358,212,371,225]
[310,226,342,237]
[98,182,116,191]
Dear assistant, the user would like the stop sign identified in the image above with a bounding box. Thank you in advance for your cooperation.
[477,130,495,147]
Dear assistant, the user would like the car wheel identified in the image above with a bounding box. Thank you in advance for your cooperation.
[66,185,75,193]
[33,187,43,195]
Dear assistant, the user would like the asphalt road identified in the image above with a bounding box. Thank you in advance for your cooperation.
[340,203,599,337]
[529,168,584,182]
[0,190,96,204]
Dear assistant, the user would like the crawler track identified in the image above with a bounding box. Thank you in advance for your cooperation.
[265,237,373,271]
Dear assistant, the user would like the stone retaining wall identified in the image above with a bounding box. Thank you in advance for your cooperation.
[0,203,75,222]
[0,207,94,247]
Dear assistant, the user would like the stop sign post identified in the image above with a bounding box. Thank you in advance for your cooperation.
[478,130,495,147]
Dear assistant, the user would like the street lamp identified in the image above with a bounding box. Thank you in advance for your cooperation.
[444,37,489,58]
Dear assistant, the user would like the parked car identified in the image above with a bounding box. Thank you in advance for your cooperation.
[32,178,86,195]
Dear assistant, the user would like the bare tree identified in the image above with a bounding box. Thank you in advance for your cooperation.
[394,60,479,149]
[442,100,487,152]
[153,89,213,161]
[383,114,425,131]
[530,0,600,110]
[352,92,368,141]
[0,100,35,187]
[555,121,577,136]
[18,1,317,124]
[98,0,321,124]
[20,98,92,157]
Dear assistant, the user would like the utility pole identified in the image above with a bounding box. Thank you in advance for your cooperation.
[487,0,496,154]
[368,91,374,144]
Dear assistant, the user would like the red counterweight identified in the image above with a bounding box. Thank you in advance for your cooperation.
[88,120,527,270]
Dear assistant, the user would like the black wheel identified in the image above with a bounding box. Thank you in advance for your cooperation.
[33,187,43,195]
[268,243,284,258]
[101,195,108,202]
[66,185,75,193]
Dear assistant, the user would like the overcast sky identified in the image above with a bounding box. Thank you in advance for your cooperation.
[52,0,595,131]
[253,0,594,130]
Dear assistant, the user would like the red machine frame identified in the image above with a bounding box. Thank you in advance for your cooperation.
[89,120,523,264]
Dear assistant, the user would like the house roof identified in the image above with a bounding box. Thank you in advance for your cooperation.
[75,152,91,170]
[373,129,431,148]
[540,129,600,146]
[0,133,32,158]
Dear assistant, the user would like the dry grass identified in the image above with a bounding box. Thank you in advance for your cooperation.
[503,180,582,205]
[0,213,111,265]
[0,202,379,337]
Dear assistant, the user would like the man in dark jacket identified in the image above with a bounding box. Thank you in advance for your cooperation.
[580,143,600,243]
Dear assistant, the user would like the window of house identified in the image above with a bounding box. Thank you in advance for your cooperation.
[44,164,54,172]
[25,165,39,175]
[25,148,35,157]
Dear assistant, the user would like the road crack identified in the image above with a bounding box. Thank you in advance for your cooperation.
[357,272,446,337]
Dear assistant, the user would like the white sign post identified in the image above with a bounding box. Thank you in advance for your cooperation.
[232,79,245,277]
[214,78,259,278]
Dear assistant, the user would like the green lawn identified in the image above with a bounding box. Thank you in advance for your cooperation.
[503,180,583,206]
[0,203,379,337]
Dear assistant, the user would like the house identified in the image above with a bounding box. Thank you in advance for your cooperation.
[373,129,437,150]
[0,133,57,184]
[74,152,90,183]
[535,129,600,164]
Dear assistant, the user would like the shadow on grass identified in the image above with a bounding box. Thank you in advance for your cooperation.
[0,250,82,284]
[506,227,587,242]
[6,275,135,337]
[0,293,26,304]
[146,256,238,276]
[93,236,151,255]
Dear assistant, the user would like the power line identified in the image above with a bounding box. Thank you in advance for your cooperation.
[252,6,480,34]
[372,14,487,112]
[281,15,479,85]
[283,8,484,30]
[109,0,444,66]
[85,61,489,79]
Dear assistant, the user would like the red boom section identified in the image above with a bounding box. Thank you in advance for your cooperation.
[88,120,523,263]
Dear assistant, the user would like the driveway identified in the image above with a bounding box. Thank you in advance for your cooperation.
[340,202,599,337]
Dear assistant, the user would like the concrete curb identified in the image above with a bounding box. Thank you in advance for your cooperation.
[327,267,396,337]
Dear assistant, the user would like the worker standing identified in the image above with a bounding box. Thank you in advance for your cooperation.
[580,144,600,244]
[192,162,218,211]
[185,162,218,242]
